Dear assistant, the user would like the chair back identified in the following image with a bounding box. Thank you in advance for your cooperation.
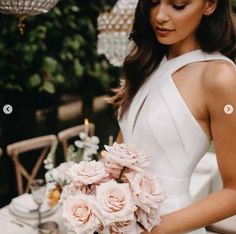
[57,123,95,160]
[7,135,57,195]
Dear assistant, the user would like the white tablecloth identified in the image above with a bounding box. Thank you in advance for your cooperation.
[0,152,221,234]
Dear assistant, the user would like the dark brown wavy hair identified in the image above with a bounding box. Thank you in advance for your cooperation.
[112,0,236,119]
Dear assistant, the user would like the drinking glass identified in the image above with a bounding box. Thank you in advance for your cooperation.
[30,179,46,226]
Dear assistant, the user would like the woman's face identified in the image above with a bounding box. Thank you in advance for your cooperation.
[149,0,213,47]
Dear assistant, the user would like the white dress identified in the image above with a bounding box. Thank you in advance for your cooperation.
[118,49,235,234]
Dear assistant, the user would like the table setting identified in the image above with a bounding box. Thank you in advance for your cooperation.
[0,177,62,234]
[0,192,61,234]
[9,193,57,220]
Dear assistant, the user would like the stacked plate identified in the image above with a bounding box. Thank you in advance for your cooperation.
[9,193,58,219]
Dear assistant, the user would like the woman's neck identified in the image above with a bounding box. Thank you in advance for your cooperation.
[167,37,200,60]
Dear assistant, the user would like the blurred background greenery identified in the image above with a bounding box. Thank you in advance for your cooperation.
[0,0,235,206]
[0,0,121,206]
[0,0,123,142]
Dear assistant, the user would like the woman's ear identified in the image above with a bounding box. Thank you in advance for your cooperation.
[204,0,218,16]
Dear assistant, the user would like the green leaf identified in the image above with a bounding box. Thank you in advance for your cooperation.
[42,57,58,74]
[4,83,23,91]
[54,7,62,16]
[71,5,80,12]
[28,74,41,87]
[74,59,84,76]
[39,81,56,94]
[55,74,65,83]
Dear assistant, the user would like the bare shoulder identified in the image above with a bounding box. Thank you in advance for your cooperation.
[202,60,236,116]
[202,60,236,93]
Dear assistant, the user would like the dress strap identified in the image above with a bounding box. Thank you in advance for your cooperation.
[166,50,235,76]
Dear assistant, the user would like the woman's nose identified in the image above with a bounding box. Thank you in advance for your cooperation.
[155,5,170,23]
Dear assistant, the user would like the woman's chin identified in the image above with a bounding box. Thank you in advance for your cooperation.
[156,37,176,45]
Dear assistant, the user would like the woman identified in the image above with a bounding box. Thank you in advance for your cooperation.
[113,0,236,233]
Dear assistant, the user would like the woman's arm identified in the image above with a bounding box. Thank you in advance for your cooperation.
[116,130,123,143]
[146,62,236,234]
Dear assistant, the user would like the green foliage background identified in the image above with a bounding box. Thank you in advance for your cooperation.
[0,0,235,96]
[0,0,119,96]
[0,1,121,205]
[233,0,236,7]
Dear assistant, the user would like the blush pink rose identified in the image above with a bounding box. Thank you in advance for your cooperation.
[59,182,96,205]
[67,160,107,185]
[136,208,161,233]
[61,194,102,234]
[104,160,127,181]
[78,183,96,195]
[125,172,164,212]
[59,184,80,204]
[104,143,150,173]
[96,180,136,227]
[101,220,139,234]
[125,172,165,232]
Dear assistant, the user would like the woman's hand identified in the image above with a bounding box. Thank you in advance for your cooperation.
[140,216,173,234]
[140,228,163,234]
[140,224,168,234]
[141,231,150,234]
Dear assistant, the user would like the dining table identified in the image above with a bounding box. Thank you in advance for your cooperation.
[0,152,221,234]
[0,200,63,234]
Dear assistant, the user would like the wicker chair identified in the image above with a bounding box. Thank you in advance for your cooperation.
[7,135,57,195]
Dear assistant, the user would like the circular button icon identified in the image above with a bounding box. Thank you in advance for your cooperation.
[224,104,234,115]
[3,104,13,114]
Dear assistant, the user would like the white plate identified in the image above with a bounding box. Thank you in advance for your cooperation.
[9,203,58,219]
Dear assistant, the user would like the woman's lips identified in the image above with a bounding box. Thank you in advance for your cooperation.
[156,27,174,36]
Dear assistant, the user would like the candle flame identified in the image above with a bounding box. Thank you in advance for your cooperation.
[100,150,106,157]
[84,118,89,126]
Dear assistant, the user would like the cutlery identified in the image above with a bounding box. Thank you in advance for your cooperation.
[15,218,37,229]
[0,216,24,228]
[10,219,24,227]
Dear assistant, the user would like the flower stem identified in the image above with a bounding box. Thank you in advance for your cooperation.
[117,167,126,183]
[137,221,146,231]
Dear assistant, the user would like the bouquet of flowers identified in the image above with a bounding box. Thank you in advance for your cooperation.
[60,142,165,234]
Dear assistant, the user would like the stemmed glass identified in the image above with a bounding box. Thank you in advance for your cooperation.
[30,179,46,227]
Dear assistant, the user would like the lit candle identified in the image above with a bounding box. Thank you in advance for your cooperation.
[108,135,113,146]
[84,118,89,136]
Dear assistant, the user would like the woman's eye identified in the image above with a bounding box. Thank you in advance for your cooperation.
[173,4,187,10]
